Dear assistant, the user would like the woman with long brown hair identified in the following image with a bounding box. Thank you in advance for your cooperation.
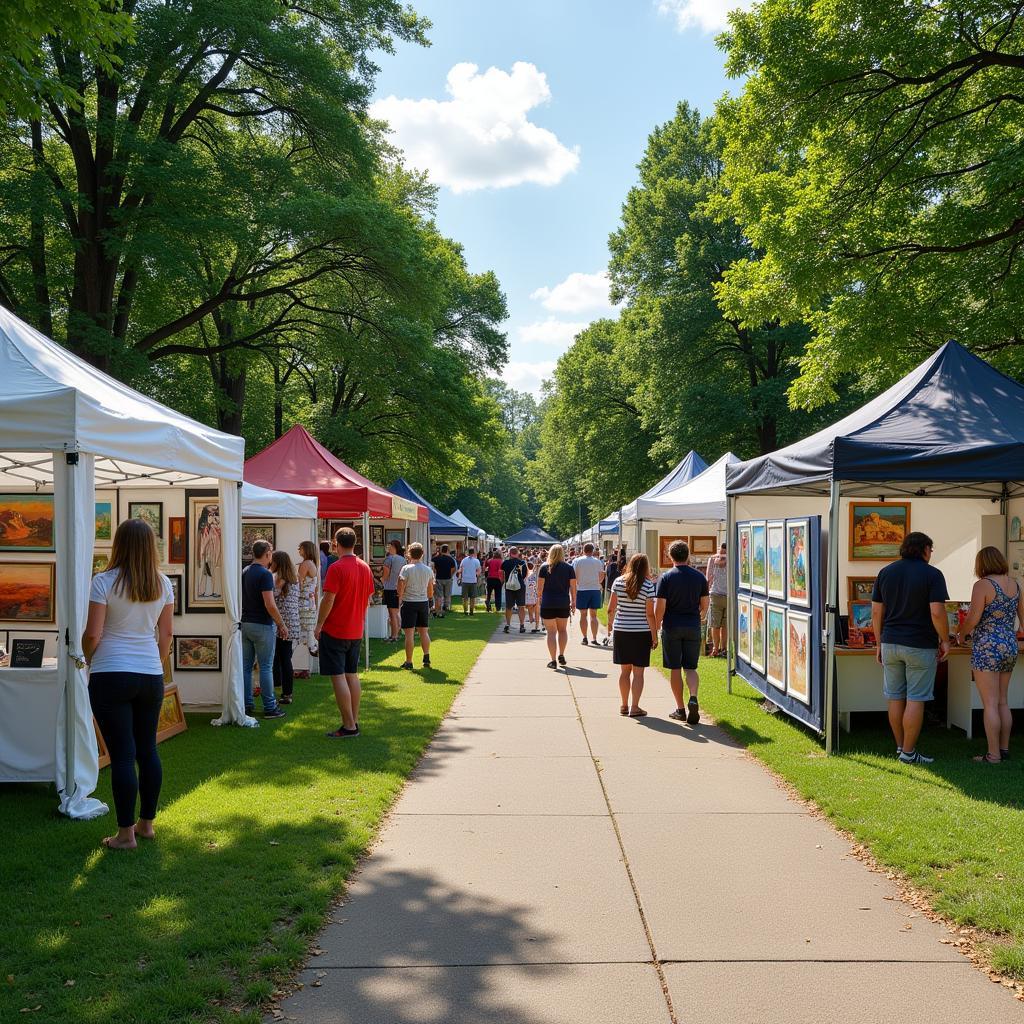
[537,543,577,669]
[272,550,300,704]
[606,552,658,717]
[84,518,174,850]
[296,540,320,655]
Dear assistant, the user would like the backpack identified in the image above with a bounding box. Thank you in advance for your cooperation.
[505,562,522,591]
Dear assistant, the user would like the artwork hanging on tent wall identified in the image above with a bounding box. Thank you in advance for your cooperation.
[738,524,751,589]
[0,494,54,552]
[94,496,113,545]
[0,562,55,622]
[128,501,163,537]
[849,502,910,561]
[766,605,786,690]
[750,599,766,673]
[174,635,222,671]
[659,535,689,569]
[737,596,751,662]
[185,491,224,614]
[750,522,766,593]
[767,521,785,599]
[786,519,810,608]
[168,517,186,563]
[786,610,812,705]
[241,522,277,567]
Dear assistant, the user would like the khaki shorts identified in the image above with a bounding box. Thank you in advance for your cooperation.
[708,594,728,628]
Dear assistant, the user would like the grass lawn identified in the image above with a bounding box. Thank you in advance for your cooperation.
[2,612,496,1024]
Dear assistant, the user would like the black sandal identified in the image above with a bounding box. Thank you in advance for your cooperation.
[557,654,566,666]
[546,660,557,669]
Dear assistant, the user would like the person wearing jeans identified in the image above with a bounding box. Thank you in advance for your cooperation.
[242,539,289,718]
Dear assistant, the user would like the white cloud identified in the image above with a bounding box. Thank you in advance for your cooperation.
[517,318,588,348]
[503,360,557,397]
[369,62,580,193]
[657,0,754,33]
[530,271,614,315]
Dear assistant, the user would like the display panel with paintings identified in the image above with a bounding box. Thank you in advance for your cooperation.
[766,605,786,690]
[738,524,751,589]
[0,494,54,552]
[659,535,688,569]
[128,501,163,537]
[174,635,222,671]
[0,562,55,622]
[185,491,224,613]
[737,596,751,662]
[786,518,810,607]
[849,501,910,561]
[241,522,277,567]
[750,599,766,673]
[785,610,812,705]
[750,522,766,593]
[766,521,785,599]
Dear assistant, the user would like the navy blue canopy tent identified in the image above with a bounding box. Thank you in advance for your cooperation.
[505,525,559,546]
[389,478,468,538]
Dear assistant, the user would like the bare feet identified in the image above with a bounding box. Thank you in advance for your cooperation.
[101,833,137,850]
[134,819,156,840]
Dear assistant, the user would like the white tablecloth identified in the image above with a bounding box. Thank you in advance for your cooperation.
[0,667,59,782]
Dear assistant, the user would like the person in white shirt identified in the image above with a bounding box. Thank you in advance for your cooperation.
[572,543,606,646]
[458,548,482,615]
[397,542,435,669]
[84,518,174,851]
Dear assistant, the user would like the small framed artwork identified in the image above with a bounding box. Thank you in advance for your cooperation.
[385,528,405,550]
[128,501,163,537]
[786,610,812,705]
[174,635,222,672]
[767,521,785,599]
[750,522,767,594]
[848,600,875,645]
[1012,515,1022,542]
[0,493,54,552]
[690,535,716,556]
[849,501,910,561]
[10,637,45,668]
[737,596,751,662]
[786,519,810,608]
[166,573,183,616]
[241,522,277,567]
[156,685,188,742]
[0,562,56,622]
[738,524,752,589]
[750,599,766,673]
[92,551,110,575]
[847,576,875,605]
[94,494,114,546]
[766,605,786,691]
[168,517,186,563]
[371,525,386,559]
[659,535,689,569]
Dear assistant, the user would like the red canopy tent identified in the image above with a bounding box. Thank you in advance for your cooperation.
[244,424,427,522]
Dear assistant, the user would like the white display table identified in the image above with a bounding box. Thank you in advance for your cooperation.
[0,666,59,781]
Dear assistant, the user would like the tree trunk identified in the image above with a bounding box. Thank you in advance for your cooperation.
[28,121,52,337]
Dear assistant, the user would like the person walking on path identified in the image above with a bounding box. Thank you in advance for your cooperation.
[705,542,728,657]
[485,549,504,612]
[315,528,375,739]
[524,560,540,632]
[431,544,457,617]
[655,539,709,724]
[85,518,174,850]
[871,531,950,764]
[296,540,320,656]
[241,539,288,719]
[607,552,658,718]
[397,542,434,670]
[572,543,606,647]
[381,540,406,643]
[604,550,621,597]
[271,550,301,704]
[956,546,1021,763]
[501,546,529,634]
[537,543,576,669]
[458,548,482,615]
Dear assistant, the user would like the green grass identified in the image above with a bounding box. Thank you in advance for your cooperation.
[1,612,496,1024]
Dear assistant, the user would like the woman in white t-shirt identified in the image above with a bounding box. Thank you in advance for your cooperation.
[84,518,174,850]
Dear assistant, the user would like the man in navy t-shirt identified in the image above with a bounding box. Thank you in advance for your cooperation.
[655,539,709,725]
[241,539,289,718]
[431,545,458,617]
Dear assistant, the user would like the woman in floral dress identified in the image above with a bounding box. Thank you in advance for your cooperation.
[296,540,320,656]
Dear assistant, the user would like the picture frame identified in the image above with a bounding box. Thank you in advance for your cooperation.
[94,493,114,546]
[1011,515,1022,542]
[95,718,110,770]
[128,501,163,538]
[168,517,186,564]
[241,521,277,567]
[10,637,45,668]
[690,535,717,556]
[766,520,785,599]
[166,573,183,616]
[786,610,812,705]
[659,535,689,569]
[738,524,752,589]
[786,518,810,608]
[185,490,224,614]
[750,599,766,673]
[174,635,222,672]
[156,685,188,742]
[737,596,751,662]
[385,528,405,550]
[847,576,875,605]
[0,493,54,552]
[849,501,910,561]
[766,605,786,690]
[0,562,56,623]
[848,600,875,645]
[371,524,386,559]
[750,522,767,594]
[92,552,110,575]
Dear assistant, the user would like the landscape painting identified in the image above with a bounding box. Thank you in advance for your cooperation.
[767,521,785,599]
[128,501,163,537]
[0,494,54,552]
[786,610,812,705]
[750,599,766,673]
[0,562,55,622]
[766,605,786,690]
[849,502,910,560]
[751,522,767,593]
[94,500,113,544]
[738,597,751,662]
[786,519,810,607]
[738,524,751,589]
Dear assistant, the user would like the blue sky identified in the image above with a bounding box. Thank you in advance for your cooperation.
[372,0,744,396]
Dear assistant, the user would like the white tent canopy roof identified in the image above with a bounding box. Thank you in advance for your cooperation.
[241,481,317,520]
[622,453,740,523]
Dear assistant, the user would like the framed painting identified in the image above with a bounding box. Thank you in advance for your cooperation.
[750,522,767,594]
[750,599,766,673]
[156,685,188,742]
[168,517,186,564]
[737,596,751,662]
[174,635,222,672]
[659,535,688,569]
[94,495,114,546]
[92,551,109,575]
[0,493,54,552]
[847,576,875,605]
[786,610,812,705]
[738,524,751,589]
[385,528,405,550]
[1012,515,1023,542]
[766,521,785,599]
[766,605,786,690]
[241,521,277,567]
[786,519,810,608]
[128,501,163,537]
[166,573,183,616]
[849,501,910,561]
[0,562,55,622]
[848,600,875,644]
[185,490,224,614]
[690,535,716,556]
[95,718,110,770]
[371,525,386,559]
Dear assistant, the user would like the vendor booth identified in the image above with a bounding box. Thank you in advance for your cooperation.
[0,307,252,819]
[390,478,468,554]
[505,525,558,546]
[448,508,485,550]
[726,341,1024,752]
[245,426,428,648]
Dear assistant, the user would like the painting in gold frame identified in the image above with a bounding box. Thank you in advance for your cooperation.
[0,561,55,622]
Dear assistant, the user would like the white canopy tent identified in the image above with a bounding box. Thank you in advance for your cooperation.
[0,306,250,819]
[241,481,317,521]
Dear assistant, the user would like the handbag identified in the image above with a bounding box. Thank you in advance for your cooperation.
[505,563,522,591]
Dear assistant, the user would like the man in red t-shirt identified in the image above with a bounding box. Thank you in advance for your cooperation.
[314,527,375,739]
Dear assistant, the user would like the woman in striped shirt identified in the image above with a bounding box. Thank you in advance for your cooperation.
[607,553,658,718]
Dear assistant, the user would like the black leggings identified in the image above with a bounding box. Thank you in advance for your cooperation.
[89,672,164,828]
[486,578,503,610]
[273,638,294,696]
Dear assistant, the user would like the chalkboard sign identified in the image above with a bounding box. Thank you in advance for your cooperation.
[10,638,45,668]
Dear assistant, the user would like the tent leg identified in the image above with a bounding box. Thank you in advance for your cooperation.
[726,496,735,694]
[824,480,841,754]
[363,512,371,670]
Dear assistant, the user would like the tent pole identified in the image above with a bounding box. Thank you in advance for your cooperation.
[824,479,841,754]
[726,494,735,694]
[363,511,371,670]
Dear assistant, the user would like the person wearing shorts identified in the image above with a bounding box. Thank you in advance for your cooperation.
[381,540,406,641]
[655,540,709,725]
[572,543,606,646]
[398,543,434,670]
[501,547,529,634]
[316,528,375,738]
[537,544,576,669]
[705,542,728,657]
[458,549,481,614]
[608,553,658,718]
[431,544,457,616]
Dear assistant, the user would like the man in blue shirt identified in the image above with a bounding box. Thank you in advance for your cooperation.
[655,540,709,724]
[242,539,289,719]
[871,531,949,764]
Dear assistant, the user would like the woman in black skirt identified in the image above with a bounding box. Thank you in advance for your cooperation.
[607,553,658,717]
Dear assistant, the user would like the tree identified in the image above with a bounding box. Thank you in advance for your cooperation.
[716,0,1024,407]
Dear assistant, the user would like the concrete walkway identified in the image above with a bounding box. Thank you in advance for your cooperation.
[276,622,1022,1024]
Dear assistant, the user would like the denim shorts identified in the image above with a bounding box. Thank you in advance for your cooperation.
[881,643,937,702]
[576,590,603,611]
